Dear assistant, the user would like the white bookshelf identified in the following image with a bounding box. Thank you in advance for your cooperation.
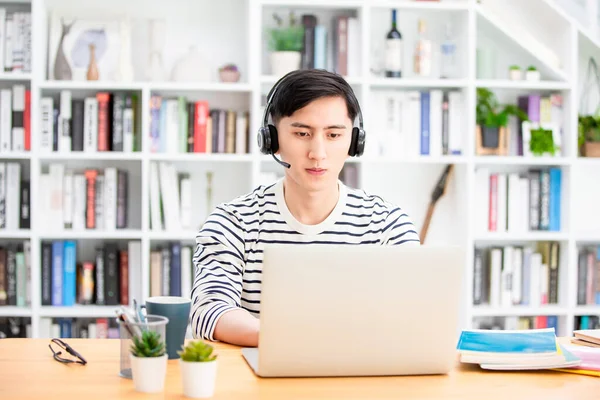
[0,0,599,338]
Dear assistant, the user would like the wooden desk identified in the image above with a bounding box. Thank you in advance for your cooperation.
[0,339,598,399]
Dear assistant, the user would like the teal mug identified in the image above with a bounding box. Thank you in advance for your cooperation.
[141,296,191,359]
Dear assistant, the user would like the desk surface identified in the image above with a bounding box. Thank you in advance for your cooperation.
[0,339,598,399]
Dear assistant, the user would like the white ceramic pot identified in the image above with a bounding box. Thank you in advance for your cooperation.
[525,70,541,81]
[508,69,522,80]
[129,353,168,393]
[270,51,301,77]
[180,359,218,398]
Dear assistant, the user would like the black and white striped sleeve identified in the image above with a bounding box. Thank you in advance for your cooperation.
[190,205,246,341]
[380,207,421,246]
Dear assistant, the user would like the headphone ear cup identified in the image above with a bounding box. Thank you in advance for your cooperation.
[349,127,364,157]
[257,126,271,154]
[268,124,279,154]
[355,128,366,157]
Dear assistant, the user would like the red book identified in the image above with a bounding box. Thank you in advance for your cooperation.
[120,250,129,306]
[84,169,98,229]
[489,174,498,231]
[96,92,111,151]
[194,101,209,153]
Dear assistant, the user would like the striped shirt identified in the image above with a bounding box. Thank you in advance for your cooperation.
[190,178,420,341]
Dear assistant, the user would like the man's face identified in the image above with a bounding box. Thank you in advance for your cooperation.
[276,96,353,194]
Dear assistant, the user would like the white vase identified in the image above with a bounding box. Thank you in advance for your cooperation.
[525,70,541,81]
[179,359,218,398]
[270,51,301,77]
[129,354,168,393]
[508,69,522,80]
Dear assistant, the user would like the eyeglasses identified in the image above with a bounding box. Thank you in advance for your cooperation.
[49,338,87,365]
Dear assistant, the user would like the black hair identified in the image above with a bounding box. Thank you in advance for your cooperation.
[267,69,359,126]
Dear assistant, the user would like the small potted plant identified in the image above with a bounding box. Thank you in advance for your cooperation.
[178,340,218,398]
[218,63,240,83]
[267,11,304,77]
[476,88,529,153]
[129,330,168,393]
[529,126,559,156]
[525,65,540,81]
[508,65,522,80]
[579,114,600,157]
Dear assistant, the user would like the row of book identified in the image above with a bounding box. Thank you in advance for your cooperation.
[473,242,560,307]
[149,242,194,298]
[42,317,117,339]
[297,14,360,76]
[149,162,199,231]
[0,10,31,73]
[369,90,463,158]
[40,240,141,307]
[149,96,250,154]
[40,91,139,153]
[39,164,130,231]
[577,246,600,305]
[0,85,29,152]
[0,162,29,230]
[0,242,30,306]
[473,316,560,334]
[474,168,561,233]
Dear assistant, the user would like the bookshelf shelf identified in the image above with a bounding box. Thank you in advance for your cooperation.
[574,233,600,244]
[368,78,469,89]
[147,231,198,242]
[574,306,600,316]
[475,79,570,90]
[474,231,569,242]
[473,156,571,166]
[259,0,363,9]
[39,306,121,318]
[369,0,470,11]
[149,153,254,162]
[38,152,143,161]
[362,155,468,164]
[39,81,146,91]
[0,307,32,317]
[0,73,31,81]
[0,230,31,239]
[260,74,363,86]
[0,152,31,160]
[149,82,253,93]
[38,230,143,240]
[471,306,568,317]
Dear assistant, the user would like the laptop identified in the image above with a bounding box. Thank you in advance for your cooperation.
[241,244,465,378]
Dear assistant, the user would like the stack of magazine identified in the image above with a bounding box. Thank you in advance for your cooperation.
[456,328,581,371]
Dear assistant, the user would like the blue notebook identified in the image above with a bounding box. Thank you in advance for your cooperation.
[457,328,558,354]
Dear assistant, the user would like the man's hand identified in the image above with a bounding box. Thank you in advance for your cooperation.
[213,308,259,347]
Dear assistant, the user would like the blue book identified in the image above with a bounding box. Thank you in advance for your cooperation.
[420,91,430,155]
[457,328,557,354]
[548,167,561,231]
[51,241,64,306]
[62,241,77,306]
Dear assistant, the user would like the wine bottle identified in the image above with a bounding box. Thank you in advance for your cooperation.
[440,22,457,79]
[385,9,402,78]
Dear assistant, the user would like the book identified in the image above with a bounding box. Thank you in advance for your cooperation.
[574,329,600,346]
[480,344,580,370]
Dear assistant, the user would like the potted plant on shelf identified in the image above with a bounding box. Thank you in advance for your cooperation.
[267,11,304,77]
[508,65,522,81]
[525,65,540,81]
[476,88,529,155]
[178,340,218,398]
[578,114,600,157]
[529,125,560,156]
[129,330,168,393]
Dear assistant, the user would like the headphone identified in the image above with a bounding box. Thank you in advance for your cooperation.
[257,72,366,169]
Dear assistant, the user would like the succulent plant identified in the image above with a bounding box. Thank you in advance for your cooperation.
[130,330,166,358]
[177,340,217,362]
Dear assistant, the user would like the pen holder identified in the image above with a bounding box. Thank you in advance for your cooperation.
[117,314,169,379]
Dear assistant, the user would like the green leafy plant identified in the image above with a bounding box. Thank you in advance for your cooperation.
[476,88,529,127]
[178,340,217,362]
[578,114,600,148]
[267,12,304,52]
[529,126,558,156]
[130,330,166,358]
[527,65,537,71]
[509,65,520,71]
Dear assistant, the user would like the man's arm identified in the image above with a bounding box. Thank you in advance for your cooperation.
[190,206,259,346]
[380,207,421,245]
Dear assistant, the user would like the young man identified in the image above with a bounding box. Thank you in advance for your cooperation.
[190,69,420,347]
